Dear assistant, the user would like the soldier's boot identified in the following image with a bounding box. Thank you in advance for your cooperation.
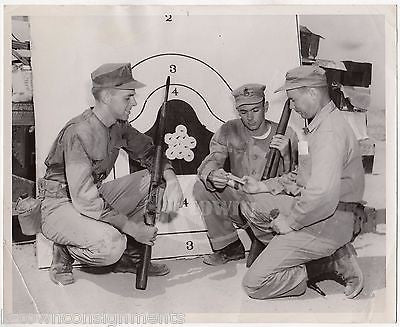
[49,243,75,286]
[333,243,364,298]
[306,243,364,299]
[244,226,267,268]
[112,236,170,276]
[112,254,170,276]
[203,239,245,266]
[237,204,267,268]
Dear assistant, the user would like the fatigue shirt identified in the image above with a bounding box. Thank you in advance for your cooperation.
[43,106,172,220]
[285,101,365,231]
[198,119,298,191]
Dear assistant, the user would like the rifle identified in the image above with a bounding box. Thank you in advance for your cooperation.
[136,76,171,290]
[262,98,292,180]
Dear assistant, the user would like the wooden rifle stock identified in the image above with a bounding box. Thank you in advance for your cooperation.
[262,99,292,180]
[136,76,171,290]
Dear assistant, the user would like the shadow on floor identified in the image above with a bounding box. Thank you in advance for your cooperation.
[75,255,385,302]
[76,256,244,299]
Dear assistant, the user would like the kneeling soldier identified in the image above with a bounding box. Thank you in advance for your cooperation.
[240,66,364,299]
[39,63,183,285]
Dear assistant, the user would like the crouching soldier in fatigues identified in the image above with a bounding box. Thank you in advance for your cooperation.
[240,66,365,299]
[38,63,183,285]
[193,84,298,267]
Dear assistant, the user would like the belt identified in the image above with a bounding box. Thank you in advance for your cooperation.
[337,201,363,213]
[37,178,69,199]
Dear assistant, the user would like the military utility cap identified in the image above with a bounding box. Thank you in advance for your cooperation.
[232,83,266,108]
[91,63,145,89]
[274,65,328,93]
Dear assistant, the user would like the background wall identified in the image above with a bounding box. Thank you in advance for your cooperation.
[300,15,386,141]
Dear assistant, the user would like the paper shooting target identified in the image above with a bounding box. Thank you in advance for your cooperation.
[127,52,237,175]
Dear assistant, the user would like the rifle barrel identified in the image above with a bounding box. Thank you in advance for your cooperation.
[136,76,171,290]
[263,99,292,179]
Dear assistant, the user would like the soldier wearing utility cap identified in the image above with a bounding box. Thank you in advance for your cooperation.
[38,63,183,285]
[240,65,365,300]
[193,83,298,268]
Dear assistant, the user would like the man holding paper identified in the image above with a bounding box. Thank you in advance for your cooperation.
[193,83,298,267]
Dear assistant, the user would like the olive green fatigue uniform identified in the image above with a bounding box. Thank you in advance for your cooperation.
[242,101,365,299]
[39,106,172,266]
[193,119,298,250]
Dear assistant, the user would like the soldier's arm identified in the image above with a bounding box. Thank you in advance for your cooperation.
[285,130,344,230]
[197,127,229,191]
[63,128,105,219]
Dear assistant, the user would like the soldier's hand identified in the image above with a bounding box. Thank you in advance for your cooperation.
[241,175,265,194]
[162,178,184,213]
[270,134,290,159]
[242,176,284,195]
[208,168,229,189]
[269,214,293,235]
[122,221,158,246]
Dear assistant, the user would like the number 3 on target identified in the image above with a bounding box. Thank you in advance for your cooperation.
[169,64,177,73]
[186,241,194,250]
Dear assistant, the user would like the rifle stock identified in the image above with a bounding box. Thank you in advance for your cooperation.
[262,99,292,180]
[136,76,171,290]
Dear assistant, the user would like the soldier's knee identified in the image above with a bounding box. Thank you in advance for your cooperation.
[96,229,126,265]
[242,270,273,299]
[192,179,208,200]
[242,271,262,298]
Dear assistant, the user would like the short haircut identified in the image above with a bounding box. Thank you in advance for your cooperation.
[91,87,116,101]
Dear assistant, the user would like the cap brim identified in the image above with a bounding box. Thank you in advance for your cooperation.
[114,79,146,90]
[274,81,328,93]
[235,98,264,108]
[273,84,286,93]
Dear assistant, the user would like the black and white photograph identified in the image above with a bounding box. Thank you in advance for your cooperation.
[2,4,396,324]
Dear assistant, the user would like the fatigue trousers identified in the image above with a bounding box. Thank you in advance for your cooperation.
[192,179,275,251]
[40,170,151,266]
[241,193,354,299]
